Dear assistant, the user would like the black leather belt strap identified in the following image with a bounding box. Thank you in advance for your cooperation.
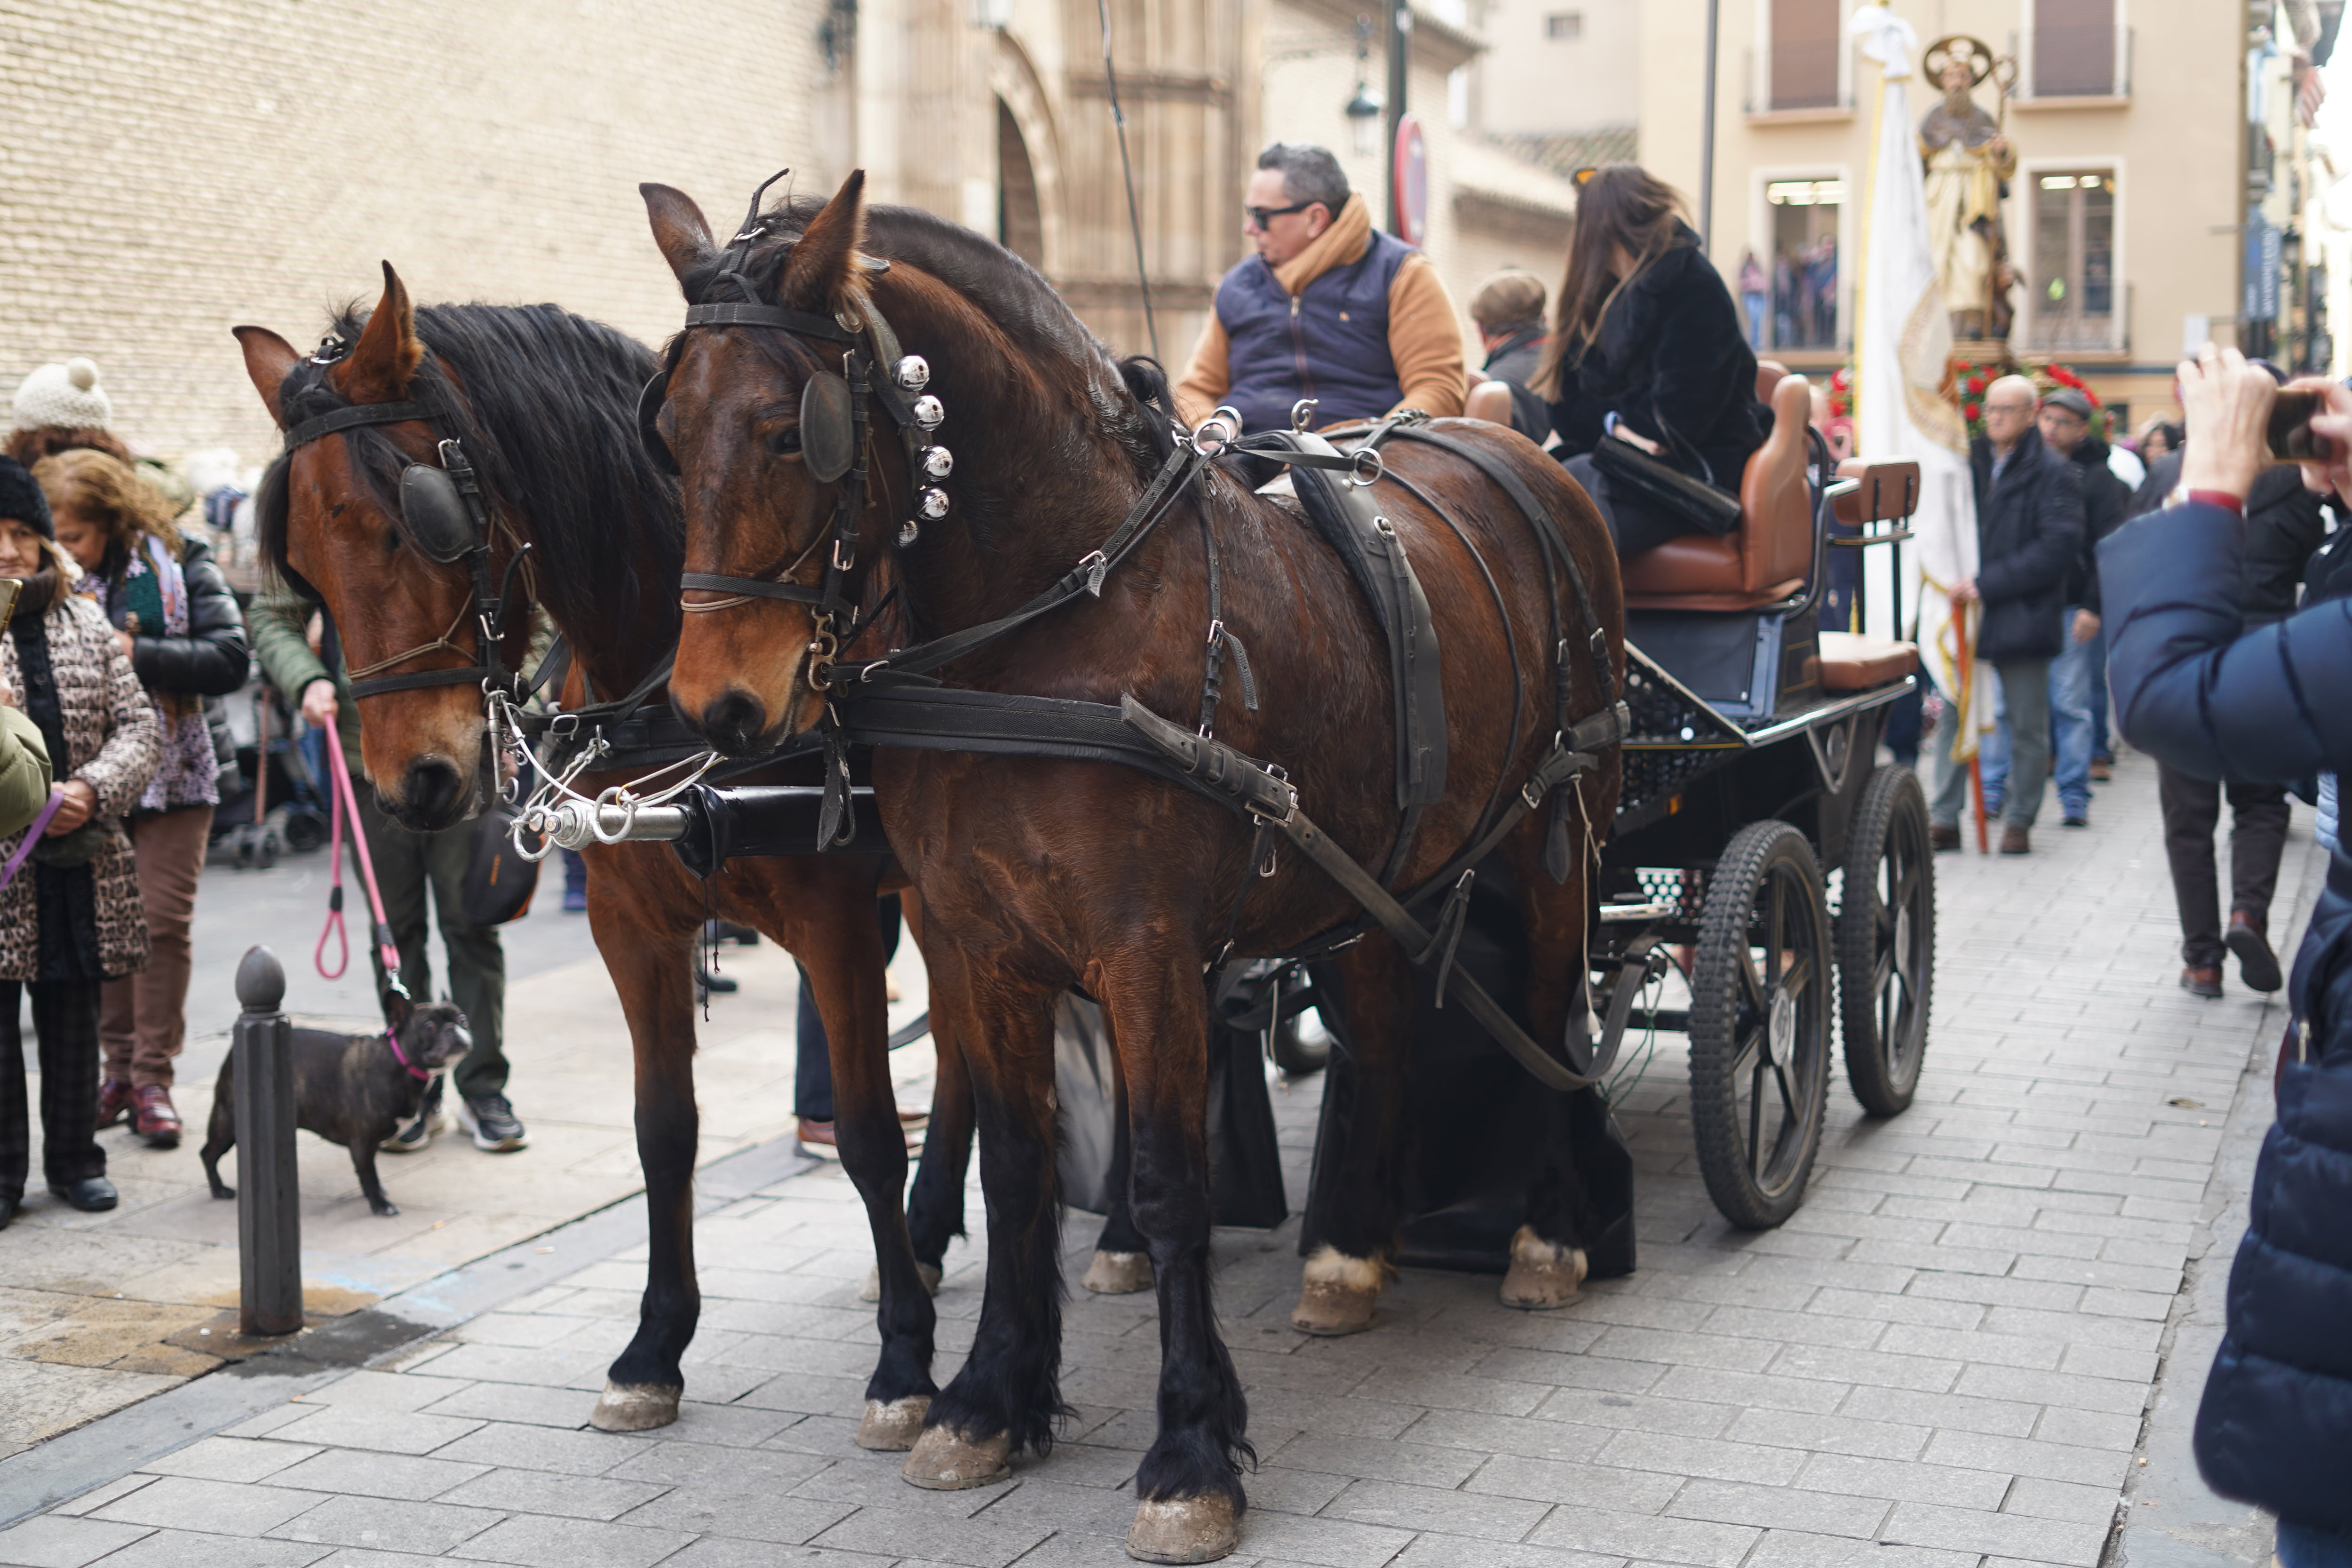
[677,573,831,605]
[349,665,490,699]
[282,400,429,448]
[683,301,859,340]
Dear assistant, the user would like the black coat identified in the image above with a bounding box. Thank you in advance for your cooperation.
[103,536,248,699]
[2127,450,2328,623]
[1968,426,2084,660]
[1481,326,1552,446]
[2101,500,2352,1533]
[2059,438,2132,612]
[1545,226,1772,497]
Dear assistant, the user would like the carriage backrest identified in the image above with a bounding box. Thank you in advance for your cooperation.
[1619,372,1815,612]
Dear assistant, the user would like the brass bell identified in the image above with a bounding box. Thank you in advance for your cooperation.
[918,486,951,520]
[911,395,945,430]
[922,445,954,479]
[894,355,931,392]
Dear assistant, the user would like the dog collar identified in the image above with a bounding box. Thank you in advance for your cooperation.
[385,1029,433,1083]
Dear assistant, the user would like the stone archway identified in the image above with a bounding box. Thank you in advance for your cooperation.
[989,30,1065,278]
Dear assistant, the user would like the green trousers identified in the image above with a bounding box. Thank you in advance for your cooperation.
[355,779,508,1100]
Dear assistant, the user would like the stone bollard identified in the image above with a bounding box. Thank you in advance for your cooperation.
[234,946,302,1337]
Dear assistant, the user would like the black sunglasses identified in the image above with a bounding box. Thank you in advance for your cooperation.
[1244,200,1316,230]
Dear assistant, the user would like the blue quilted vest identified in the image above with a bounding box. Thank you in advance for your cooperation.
[1214,229,1414,434]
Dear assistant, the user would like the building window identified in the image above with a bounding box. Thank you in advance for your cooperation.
[1545,12,1582,40]
[1766,179,1843,350]
[1768,0,1841,111]
[2033,170,2117,349]
[2034,0,2117,97]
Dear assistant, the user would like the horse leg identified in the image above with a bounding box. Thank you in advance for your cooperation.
[902,939,1061,1492]
[793,880,941,1451]
[584,867,701,1432]
[1291,939,1416,1337]
[899,891,969,1289]
[1497,825,1600,1309]
[1104,953,1248,1563]
[1084,1054,1155,1296]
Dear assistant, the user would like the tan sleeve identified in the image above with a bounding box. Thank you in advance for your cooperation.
[1386,254,1467,419]
[1174,312,1233,427]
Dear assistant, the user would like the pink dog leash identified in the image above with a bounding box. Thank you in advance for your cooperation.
[315,730,408,997]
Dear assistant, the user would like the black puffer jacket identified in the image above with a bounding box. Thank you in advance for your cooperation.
[1968,426,2084,660]
[102,535,248,698]
[1545,225,1772,496]
[2129,450,2328,624]
[2058,437,2132,612]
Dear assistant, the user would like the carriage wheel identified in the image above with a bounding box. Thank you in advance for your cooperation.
[1687,820,1833,1229]
[1836,765,1934,1116]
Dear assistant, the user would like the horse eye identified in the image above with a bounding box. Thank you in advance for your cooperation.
[765,428,803,458]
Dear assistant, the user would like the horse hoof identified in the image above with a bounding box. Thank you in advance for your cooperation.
[588,1380,681,1432]
[1498,1224,1589,1311]
[859,1261,945,1303]
[856,1395,932,1451]
[1290,1246,1380,1336]
[1127,1493,1240,1563]
[1083,1250,1154,1295]
[900,1424,1012,1489]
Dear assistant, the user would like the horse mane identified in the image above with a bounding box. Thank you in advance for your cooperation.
[257,302,682,650]
[684,198,1177,476]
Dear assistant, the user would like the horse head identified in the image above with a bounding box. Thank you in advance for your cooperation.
[236,264,511,832]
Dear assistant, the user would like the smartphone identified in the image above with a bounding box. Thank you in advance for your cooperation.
[0,579,21,635]
[2268,388,2335,461]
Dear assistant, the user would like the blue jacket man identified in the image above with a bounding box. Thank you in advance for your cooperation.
[1177,143,1464,434]
[2101,350,2352,1561]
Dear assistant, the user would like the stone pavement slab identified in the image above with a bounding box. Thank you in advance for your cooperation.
[0,751,2310,1566]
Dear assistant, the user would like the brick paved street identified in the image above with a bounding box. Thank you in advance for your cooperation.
[0,750,2312,1567]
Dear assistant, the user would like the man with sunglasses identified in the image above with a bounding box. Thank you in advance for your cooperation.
[1176,143,1464,435]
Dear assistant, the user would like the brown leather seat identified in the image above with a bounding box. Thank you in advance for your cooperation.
[1619,373,1816,613]
[1816,630,1918,691]
[1755,359,1790,403]
[1833,458,1922,525]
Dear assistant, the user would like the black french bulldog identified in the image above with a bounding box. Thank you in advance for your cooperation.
[200,995,471,1217]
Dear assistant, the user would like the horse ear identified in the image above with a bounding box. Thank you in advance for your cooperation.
[337,261,421,406]
[233,326,301,426]
[641,183,717,290]
[778,169,868,313]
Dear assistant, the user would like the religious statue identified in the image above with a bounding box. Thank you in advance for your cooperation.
[1919,37,2018,342]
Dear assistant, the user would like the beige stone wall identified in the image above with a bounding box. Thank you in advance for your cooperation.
[1,0,839,466]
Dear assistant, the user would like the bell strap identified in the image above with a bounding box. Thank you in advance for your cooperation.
[283,400,431,451]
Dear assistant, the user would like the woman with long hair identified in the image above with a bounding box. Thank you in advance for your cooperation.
[35,450,246,1149]
[1538,165,1773,557]
[0,457,159,1225]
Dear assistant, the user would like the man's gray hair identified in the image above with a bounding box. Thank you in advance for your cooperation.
[1256,143,1350,217]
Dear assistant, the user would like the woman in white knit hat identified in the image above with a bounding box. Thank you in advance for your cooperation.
[8,358,130,468]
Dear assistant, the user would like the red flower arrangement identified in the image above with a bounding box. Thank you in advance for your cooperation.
[1827,364,1854,420]
[1944,358,2108,443]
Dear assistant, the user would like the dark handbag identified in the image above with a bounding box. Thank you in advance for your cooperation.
[459,805,542,925]
[30,821,105,868]
[1589,430,1744,535]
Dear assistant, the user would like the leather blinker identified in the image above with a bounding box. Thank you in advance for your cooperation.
[397,463,477,564]
[637,368,679,475]
[800,371,856,484]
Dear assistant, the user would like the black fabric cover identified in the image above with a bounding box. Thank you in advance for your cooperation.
[459,805,541,926]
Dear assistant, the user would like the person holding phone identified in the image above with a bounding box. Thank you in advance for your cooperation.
[0,457,159,1227]
[2100,347,2352,1567]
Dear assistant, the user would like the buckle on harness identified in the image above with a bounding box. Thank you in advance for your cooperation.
[1078,549,1109,597]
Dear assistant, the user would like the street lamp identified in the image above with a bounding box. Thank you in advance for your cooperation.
[1344,16,1384,157]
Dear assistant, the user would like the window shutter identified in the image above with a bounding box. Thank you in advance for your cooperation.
[1769,0,1842,110]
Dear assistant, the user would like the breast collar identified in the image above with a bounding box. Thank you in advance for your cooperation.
[278,356,533,705]
[644,167,952,691]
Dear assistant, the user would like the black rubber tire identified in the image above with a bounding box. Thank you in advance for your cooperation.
[1836,765,1935,1116]
[1687,819,1834,1229]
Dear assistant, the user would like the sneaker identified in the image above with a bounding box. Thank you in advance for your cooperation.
[562,884,588,913]
[132,1085,183,1149]
[382,1075,447,1153]
[457,1092,527,1152]
[2090,757,2114,781]
[95,1077,135,1131]
[2062,811,2089,828]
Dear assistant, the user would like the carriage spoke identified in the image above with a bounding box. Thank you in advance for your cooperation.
[1780,955,1812,999]
[1748,1060,1767,1173]
[1772,1059,1799,1122]
[1730,1021,1766,1078]
[1737,951,1770,1017]
[1764,881,1786,983]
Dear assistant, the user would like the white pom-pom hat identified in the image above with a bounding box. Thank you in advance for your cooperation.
[11,357,113,433]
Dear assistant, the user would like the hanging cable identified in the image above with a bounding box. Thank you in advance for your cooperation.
[1097,0,1160,361]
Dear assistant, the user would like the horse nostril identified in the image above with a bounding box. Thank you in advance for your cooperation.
[400,758,466,825]
[700,690,769,756]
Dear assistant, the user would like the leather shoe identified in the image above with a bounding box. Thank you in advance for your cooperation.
[0,1195,16,1230]
[2090,756,2114,781]
[95,1078,134,1131]
[2180,965,2225,1000]
[49,1176,117,1212]
[1930,822,1961,852]
[133,1086,182,1148]
[2000,826,2031,855]
[2226,913,2284,994]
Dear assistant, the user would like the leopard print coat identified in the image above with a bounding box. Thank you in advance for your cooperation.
[0,592,161,981]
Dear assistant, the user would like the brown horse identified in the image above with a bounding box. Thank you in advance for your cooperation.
[232,273,973,1449]
[640,175,1624,1561]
